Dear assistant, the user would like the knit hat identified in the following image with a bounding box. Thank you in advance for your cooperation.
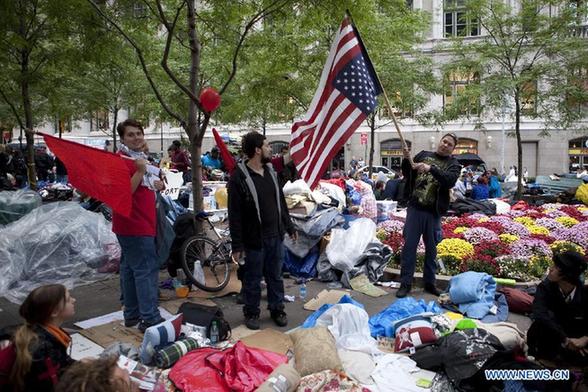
[553,251,587,283]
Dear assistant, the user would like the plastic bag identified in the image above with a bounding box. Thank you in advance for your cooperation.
[169,347,230,392]
[326,218,376,273]
[0,190,42,225]
[302,295,364,328]
[205,341,287,392]
[283,179,311,196]
[0,202,120,303]
[283,247,318,278]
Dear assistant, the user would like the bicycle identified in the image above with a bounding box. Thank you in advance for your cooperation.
[179,211,233,292]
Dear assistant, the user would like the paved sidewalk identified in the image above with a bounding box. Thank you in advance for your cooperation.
[0,273,532,334]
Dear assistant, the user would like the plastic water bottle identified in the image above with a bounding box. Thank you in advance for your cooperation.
[300,283,307,301]
[210,320,219,344]
[193,260,205,285]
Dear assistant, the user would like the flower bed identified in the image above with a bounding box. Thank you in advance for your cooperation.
[379,203,588,282]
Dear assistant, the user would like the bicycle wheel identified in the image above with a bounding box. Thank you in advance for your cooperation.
[180,235,231,292]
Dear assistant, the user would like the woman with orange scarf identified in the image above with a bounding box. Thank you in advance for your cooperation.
[2,284,76,391]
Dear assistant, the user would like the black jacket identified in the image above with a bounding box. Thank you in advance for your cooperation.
[402,150,461,216]
[228,160,295,252]
[532,278,588,344]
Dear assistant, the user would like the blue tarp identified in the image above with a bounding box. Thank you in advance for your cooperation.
[368,297,442,337]
[283,246,319,279]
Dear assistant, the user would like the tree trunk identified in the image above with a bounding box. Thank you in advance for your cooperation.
[20,50,36,190]
[112,105,118,151]
[514,89,523,200]
[187,0,204,234]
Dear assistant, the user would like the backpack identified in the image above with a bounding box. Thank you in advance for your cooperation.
[177,302,231,341]
[498,287,533,315]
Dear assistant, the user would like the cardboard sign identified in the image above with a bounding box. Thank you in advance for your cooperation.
[79,321,144,348]
[240,329,293,355]
[303,289,349,311]
[161,169,184,200]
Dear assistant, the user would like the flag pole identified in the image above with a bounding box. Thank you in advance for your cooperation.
[345,10,414,165]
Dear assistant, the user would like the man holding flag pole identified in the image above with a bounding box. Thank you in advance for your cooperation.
[289,11,457,297]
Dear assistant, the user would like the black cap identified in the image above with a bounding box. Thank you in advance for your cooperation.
[553,251,587,282]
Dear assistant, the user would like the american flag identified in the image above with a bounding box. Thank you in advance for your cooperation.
[290,16,382,189]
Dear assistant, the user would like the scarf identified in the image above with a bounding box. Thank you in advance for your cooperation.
[43,325,71,349]
[119,144,161,191]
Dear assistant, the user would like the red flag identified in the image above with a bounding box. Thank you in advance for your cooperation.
[212,128,236,174]
[42,133,132,217]
[290,16,382,189]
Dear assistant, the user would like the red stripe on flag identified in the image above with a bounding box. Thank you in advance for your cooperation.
[42,133,132,217]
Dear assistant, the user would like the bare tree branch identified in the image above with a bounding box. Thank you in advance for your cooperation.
[86,0,186,127]
[219,0,292,95]
[155,0,200,103]
[0,85,25,129]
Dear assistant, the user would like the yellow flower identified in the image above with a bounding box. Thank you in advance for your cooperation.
[453,227,468,234]
[499,234,519,244]
[551,240,585,255]
[478,217,490,223]
[514,217,535,227]
[437,238,474,261]
[579,206,588,212]
[555,216,579,228]
[527,225,550,236]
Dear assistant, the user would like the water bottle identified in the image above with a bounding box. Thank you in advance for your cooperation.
[210,320,219,344]
[300,283,307,301]
[193,260,205,285]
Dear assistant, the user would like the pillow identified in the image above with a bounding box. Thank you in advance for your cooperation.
[139,314,183,364]
[290,326,342,377]
[393,314,437,353]
[256,363,300,392]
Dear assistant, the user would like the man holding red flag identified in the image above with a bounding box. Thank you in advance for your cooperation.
[113,119,165,332]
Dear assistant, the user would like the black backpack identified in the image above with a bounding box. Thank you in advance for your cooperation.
[177,302,231,342]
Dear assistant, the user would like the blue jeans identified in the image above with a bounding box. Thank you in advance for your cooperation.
[117,235,161,323]
[243,236,285,317]
[400,206,442,286]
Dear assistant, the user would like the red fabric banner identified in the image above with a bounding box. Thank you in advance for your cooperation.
[41,133,132,217]
[212,128,236,174]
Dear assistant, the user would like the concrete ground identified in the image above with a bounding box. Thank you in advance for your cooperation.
[0,272,532,334]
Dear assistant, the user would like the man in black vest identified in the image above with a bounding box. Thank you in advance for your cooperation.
[397,133,461,298]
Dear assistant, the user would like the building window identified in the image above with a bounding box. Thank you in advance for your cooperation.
[444,0,479,37]
[133,2,148,18]
[444,69,480,115]
[569,136,588,172]
[56,117,72,134]
[93,110,109,131]
[379,93,413,119]
[521,80,537,116]
[380,139,411,170]
[567,67,588,112]
[269,141,289,156]
[454,138,478,154]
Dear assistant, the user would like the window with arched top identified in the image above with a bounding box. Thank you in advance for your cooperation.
[380,139,411,170]
[454,138,478,154]
[269,140,289,155]
[568,137,588,172]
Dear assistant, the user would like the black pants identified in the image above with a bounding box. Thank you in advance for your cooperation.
[242,235,285,317]
[528,320,588,367]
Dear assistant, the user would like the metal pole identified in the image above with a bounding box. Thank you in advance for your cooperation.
[501,99,506,175]
[160,122,164,156]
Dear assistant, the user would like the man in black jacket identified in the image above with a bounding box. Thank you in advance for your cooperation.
[527,251,588,366]
[228,132,297,330]
[397,133,461,298]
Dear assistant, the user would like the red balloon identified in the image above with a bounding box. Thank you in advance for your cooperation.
[199,87,221,112]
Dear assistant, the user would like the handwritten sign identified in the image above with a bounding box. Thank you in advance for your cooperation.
[161,170,184,200]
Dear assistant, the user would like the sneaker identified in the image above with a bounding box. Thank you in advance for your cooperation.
[396,284,412,298]
[138,317,165,333]
[424,283,441,296]
[245,315,260,330]
[270,310,288,327]
[124,318,140,328]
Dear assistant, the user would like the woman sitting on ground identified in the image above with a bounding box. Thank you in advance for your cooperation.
[6,284,76,391]
[56,355,138,392]
[527,251,588,366]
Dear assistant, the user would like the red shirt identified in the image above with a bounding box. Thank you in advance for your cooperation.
[112,156,156,237]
